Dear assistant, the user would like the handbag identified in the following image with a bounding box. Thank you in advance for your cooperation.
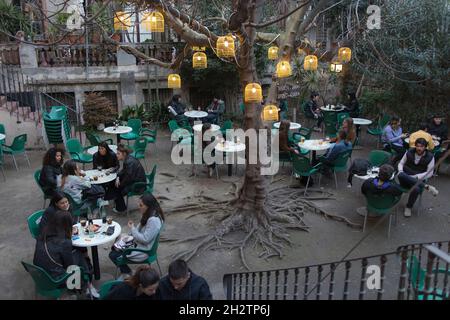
[113,235,136,251]
[82,184,105,201]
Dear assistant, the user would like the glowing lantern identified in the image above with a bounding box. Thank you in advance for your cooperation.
[262,105,279,121]
[168,74,181,88]
[193,52,207,69]
[244,83,262,103]
[268,46,278,60]
[304,55,318,71]
[142,11,164,32]
[276,61,292,78]
[297,48,306,56]
[216,35,235,58]
[114,11,131,31]
[330,61,343,73]
[338,47,351,63]
[192,46,206,51]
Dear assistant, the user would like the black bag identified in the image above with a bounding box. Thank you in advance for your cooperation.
[349,159,371,176]
[82,184,105,201]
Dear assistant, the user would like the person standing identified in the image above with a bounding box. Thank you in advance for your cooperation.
[345,91,360,118]
[303,92,323,131]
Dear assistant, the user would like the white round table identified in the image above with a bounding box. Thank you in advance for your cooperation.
[193,124,220,132]
[86,145,117,155]
[72,219,121,280]
[352,118,372,126]
[104,126,132,144]
[404,137,439,147]
[215,141,246,176]
[273,122,301,130]
[321,106,345,112]
[298,139,331,163]
[184,111,208,119]
[84,169,117,184]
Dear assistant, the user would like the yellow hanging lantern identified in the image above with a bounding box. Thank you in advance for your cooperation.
[114,11,131,31]
[168,74,181,88]
[268,46,278,60]
[338,47,351,63]
[262,105,279,121]
[142,11,164,32]
[330,61,343,73]
[193,52,207,69]
[216,35,235,58]
[276,61,292,78]
[297,48,306,56]
[244,83,262,103]
[192,46,206,51]
[304,55,318,71]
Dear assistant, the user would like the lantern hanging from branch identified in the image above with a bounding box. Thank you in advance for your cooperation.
[216,35,235,58]
[142,11,164,32]
[276,61,292,78]
[193,52,207,69]
[268,46,278,60]
[262,105,279,121]
[338,47,351,63]
[192,46,206,51]
[244,83,262,103]
[168,74,181,88]
[114,11,131,31]
[330,61,343,73]
[304,55,318,71]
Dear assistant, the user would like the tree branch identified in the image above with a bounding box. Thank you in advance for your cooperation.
[245,0,311,28]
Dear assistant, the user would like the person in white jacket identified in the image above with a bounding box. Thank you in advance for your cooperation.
[109,193,164,280]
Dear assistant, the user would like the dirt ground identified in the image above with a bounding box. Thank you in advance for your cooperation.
[0,129,449,299]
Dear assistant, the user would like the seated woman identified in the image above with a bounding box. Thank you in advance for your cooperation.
[39,148,64,198]
[110,144,146,213]
[382,116,407,164]
[93,142,119,172]
[104,265,160,300]
[279,120,300,155]
[39,191,73,235]
[320,130,352,172]
[33,210,99,298]
[109,194,164,280]
[330,118,356,145]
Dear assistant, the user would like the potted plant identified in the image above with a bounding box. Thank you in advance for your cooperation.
[83,92,117,131]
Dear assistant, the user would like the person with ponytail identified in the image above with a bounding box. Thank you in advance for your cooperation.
[109,193,164,279]
[104,265,160,300]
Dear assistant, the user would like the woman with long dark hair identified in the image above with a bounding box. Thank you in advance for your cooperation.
[104,265,160,300]
[109,193,164,280]
[39,148,64,197]
[279,120,299,155]
[93,142,119,172]
[38,191,73,235]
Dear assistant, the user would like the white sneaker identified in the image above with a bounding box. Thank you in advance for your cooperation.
[86,286,100,299]
[426,185,439,197]
[347,183,352,188]
[404,207,412,217]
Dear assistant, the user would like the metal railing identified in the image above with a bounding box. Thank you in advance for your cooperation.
[223,240,450,300]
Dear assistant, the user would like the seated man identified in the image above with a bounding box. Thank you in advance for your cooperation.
[428,114,448,143]
[409,122,435,150]
[398,138,439,217]
[205,98,224,124]
[361,164,402,197]
[168,94,188,127]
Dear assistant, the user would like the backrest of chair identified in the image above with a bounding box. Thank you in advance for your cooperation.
[148,231,161,257]
[128,119,142,134]
[365,193,400,211]
[324,121,337,136]
[380,114,391,128]
[28,210,45,239]
[86,132,100,146]
[0,144,3,163]
[66,138,82,153]
[133,137,148,152]
[11,134,27,150]
[299,128,312,140]
[99,280,123,299]
[21,261,61,290]
[0,123,5,134]
[334,150,352,168]
[146,165,157,191]
[324,112,337,124]
[168,120,179,133]
[368,150,391,167]
[337,112,350,127]
[291,153,311,174]
[223,120,233,131]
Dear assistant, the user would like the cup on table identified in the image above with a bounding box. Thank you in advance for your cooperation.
[107,216,113,225]
[300,137,305,144]
[80,219,87,227]
[93,176,98,181]
[325,136,330,142]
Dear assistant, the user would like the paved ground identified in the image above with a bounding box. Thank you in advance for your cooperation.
[0,128,449,299]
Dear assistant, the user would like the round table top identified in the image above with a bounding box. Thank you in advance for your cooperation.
[321,106,345,112]
[352,118,373,125]
[104,126,132,135]
[404,137,440,146]
[72,219,121,248]
[0,133,5,141]
[354,167,396,181]
[298,139,331,151]
[86,145,117,155]
[184,111,208,118]
[193,124,221,132]
[84,169,117,184]
[273,122,301,130]
[215,141,246,153]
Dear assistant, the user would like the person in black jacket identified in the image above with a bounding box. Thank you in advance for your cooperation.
[361,164,402,197]
[110,144,146,213]
[428,114,448,143]
[302,92,323,131]
[105,265,160,300]
[345,91,360,118]
[93,142,119,172]
[158,259,212,300]
[168,94,188,127]
[33,210,99,298]
[38,191,73,236]
[39,147,64,197]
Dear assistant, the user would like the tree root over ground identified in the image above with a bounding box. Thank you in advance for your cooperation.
[163,187,361,270]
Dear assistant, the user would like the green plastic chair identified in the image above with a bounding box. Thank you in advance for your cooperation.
[115,231,162,276]
[337,112,350,128]
[220,120,233,137]
[406,255,450,300]
[290,153,322,195]
[324,120,337,138]
[63,192,88,217]
[126,165,157,214]
[99,280,123,299]
[130,137,149,171]
[0,145,5,181]
[34,169,52,208]
[27,210,45,239]
[323,111,337,124]
[363,193,401,237]
[66,138,93,166]
[168,120,191,146]
[85,132,113,147]
[325,150,352,189]
[2,133,30,171]
[292,128,312,142]
[368,114,391,147]
[0,123,5,135]
[120,119,142,142]
[140,128,157,144]
[368,150,391,167]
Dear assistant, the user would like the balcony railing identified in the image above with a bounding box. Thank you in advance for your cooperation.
[0,44,20,66]
[36,44,117,67]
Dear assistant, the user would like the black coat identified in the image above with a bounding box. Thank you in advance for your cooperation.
[39,164,62,196]
[118,155,146,189]
[33,235,73,279]
[104,282,160,300]
[158,271,212,300]
[93,150,119,172]
[346,99,360,117]
[428,122,448,142]
[38,206,75,237]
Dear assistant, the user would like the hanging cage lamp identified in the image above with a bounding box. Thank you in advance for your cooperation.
[168,74,181,88]
[304,55,318,71]
[244,83,262,103]
[193,52,207,69]
[216,35,235,58]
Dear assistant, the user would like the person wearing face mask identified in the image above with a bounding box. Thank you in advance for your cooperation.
[104,265,161,300]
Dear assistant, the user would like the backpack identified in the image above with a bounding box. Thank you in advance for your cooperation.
[349,158,371,176]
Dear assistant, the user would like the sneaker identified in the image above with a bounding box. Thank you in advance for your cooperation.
[113,208,126,214]
[426,185,439,197]
[86,286,100,299]
[347,183,352,188]
[208,167,213,178]
[404,207,412,217]
[117,273,131,281]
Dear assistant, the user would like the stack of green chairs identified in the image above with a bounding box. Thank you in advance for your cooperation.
[130,137,149,170]
[43,106,71,145]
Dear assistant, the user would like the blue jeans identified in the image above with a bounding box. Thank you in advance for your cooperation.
[398,172,425,208]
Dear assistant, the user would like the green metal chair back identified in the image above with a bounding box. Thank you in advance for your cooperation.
[132,137,148,159]
[21,261,70,299]
[240,103,245,114]
[324,121,337,137]
[120,231,162,267]
[145,165,157,193]
[34,169,43,189]
[99,280,123,299]
[128,119,142,135]
[379,114,391,128]
[27,210,45,239]
[168,120,180,133]
[291,153,314,176]
[298,127,312,140]
[8,134,27,152]
[222,120,233,131]
[368,150,391,167]
[48,106,67,120]
[323,111,337,124]
[86,132,101,146]
[66,138,83,154]
[331,150,352,172]
[365,193,401,216]
[337,112,350,128]
[0,123,5,135]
